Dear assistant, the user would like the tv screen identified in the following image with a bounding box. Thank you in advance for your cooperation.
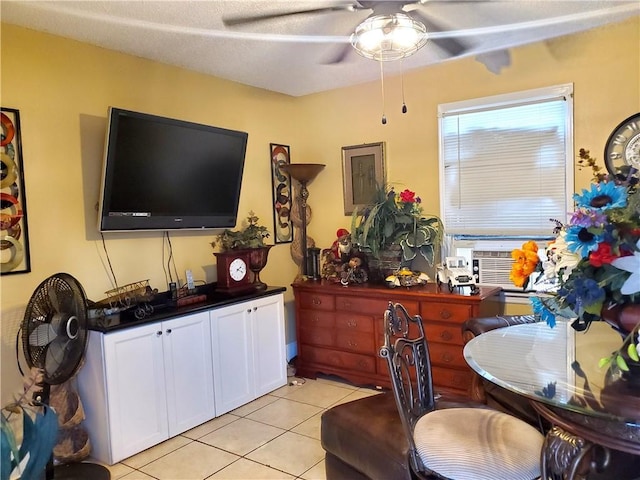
[98,107,247,232]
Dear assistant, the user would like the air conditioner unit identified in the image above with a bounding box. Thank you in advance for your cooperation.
[471,250,515,290]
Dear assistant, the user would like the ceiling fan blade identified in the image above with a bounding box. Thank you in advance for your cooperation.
[28,323,58,347]
[223,5,356,27]
[411,10,468,57]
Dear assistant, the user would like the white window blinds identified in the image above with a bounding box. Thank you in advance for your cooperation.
[438,84,574,237]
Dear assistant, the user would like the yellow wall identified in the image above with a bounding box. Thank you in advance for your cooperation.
[1,18,638,401]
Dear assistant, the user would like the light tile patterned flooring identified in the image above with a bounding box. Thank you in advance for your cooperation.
[97,376,380,480]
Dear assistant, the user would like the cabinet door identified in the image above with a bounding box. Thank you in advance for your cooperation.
[163,311,215,436]
[103,323,168,462]
[210,302,254,415]
[252,294,287,397]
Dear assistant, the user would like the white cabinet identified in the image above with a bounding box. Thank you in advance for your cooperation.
[78,310,214,464]
[210,294,286,415]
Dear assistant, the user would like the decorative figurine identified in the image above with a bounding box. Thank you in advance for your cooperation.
[340,255,368,286]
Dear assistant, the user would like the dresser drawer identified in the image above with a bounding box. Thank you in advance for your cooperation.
[335,331,376,354]
[335,313,374,333]
[420,302,472,323]
[428,343,467,369]
[335,297,420,316]
[424,323,464,346]
[299,309,334,328]
[298,292,335,311]
[301,345,376,374]
[299,326,334,347]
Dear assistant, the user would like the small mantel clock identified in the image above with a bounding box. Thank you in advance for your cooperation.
[214,250,254,294]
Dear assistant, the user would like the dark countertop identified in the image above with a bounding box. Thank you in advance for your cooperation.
[87,283,287,333]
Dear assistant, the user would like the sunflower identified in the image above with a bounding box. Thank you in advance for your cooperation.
[573,181,627,210]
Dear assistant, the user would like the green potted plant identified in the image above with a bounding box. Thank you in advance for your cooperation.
[211,212,273,290]
[211,211,270,251]
[351,185,443,277]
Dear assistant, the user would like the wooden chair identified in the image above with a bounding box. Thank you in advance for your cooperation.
[380,302,544,480]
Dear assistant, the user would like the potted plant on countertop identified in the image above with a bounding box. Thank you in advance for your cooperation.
[351,184,443,282]
[211,211,273,290]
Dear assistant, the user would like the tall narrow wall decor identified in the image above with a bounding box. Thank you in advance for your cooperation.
[1,107,31,275]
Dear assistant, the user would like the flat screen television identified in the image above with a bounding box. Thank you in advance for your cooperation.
[98,107,248,232]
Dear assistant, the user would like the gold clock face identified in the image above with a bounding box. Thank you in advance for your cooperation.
[229,257,247,282]
[604,113,640,179]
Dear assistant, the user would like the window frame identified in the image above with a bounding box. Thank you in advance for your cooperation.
[437,83,575,240]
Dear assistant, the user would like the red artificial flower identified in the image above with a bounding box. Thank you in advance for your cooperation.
[399,189,417,203]
[589,242,618,267]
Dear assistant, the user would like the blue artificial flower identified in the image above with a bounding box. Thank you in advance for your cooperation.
[573,182,627,210]
[558,277,605,312]
[564,225,603,258]
[531,296,556,328]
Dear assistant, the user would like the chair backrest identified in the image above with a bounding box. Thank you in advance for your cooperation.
[380,302,436,475]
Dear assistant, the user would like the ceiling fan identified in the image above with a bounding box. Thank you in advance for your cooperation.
[222,1,482,63]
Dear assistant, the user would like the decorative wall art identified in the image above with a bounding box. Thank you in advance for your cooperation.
[270,143,293,244]
[1,107,31,275]
[341,142,385,215]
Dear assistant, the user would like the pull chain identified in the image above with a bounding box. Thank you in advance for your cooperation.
[401,59,407,114]
[380,60,387,125]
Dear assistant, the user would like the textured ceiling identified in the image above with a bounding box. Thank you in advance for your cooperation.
[2,1,639,96]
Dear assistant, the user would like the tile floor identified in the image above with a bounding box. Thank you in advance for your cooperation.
[96,376,381,480]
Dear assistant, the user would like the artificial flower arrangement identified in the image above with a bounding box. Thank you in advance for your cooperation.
[510,149,640,372]
[351,184,443,266]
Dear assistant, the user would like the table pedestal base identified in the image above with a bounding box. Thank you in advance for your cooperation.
[541,426,610,480]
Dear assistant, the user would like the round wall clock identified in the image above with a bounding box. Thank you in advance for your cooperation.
[213,250,254,293]
[604,112,640,178]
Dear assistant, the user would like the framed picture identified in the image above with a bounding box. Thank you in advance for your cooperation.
[341,142,385,215]
[1,107,31,275]
[270,143,293,244]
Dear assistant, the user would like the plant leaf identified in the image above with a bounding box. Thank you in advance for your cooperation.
[616,354,630,372]
[598,356,612,369]
[628,343,639,362]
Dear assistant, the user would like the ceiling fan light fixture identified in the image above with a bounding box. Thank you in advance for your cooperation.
[351,12,428,62]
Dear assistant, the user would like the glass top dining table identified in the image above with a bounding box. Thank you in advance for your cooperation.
[463,320,640,425]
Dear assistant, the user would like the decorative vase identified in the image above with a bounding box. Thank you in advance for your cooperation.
[248,245,272,290]
[601,303,640,391]
[366,245,406,284]
[601,303,640,336]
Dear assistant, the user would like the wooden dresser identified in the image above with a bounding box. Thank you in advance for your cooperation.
[292,280,502,396]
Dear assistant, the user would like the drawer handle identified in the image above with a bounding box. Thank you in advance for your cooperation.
[156,330,163,336]
[440,330,453,341]
[311,316,320,323]
[440,309,452,319]
[347,320,358,328]
[357,360,368,368]
[342,301,352,308]
[441,352,453,363]
[166,329,172,334]
[348,340,358,347]
[312,298,322,305]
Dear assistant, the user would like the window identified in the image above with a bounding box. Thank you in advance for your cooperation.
[438,84,574,239]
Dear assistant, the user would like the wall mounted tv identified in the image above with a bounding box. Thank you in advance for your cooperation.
[98,107,248,232]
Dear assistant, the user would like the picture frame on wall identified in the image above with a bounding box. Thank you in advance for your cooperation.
[1,107,31,275]
[341,142,385,215]
[270,143,293,244]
